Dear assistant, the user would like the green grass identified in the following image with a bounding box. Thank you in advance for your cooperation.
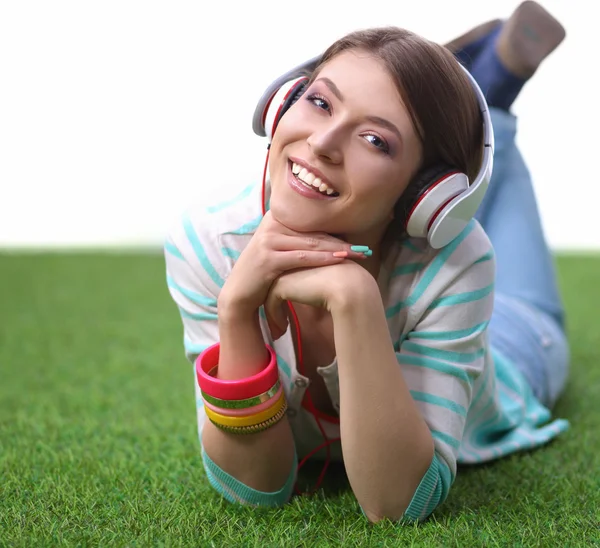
[1,252,599,547]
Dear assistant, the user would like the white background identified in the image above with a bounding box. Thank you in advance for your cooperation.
[1,0,597,250]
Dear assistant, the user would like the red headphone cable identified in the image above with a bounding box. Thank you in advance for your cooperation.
[261,151,339,496]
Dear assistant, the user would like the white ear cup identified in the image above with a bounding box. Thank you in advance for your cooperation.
[406,172,469,241]
[264,77,307,141]
[428,162,490,249]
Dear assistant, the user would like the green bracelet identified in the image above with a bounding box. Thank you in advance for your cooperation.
[201,380,281,410]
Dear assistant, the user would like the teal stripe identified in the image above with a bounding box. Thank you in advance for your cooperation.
[396,354,473,385]
[227,214,263,236]
[392,262,424,276]
[428,283,494,309]
[469,351,492,409]
[386,220,475,317]
[402,454,441,522]
[179,307,217,321]
[221,247,241,261]
[204,463,243,505]
[402,239,422,253]
[431,430,460,449]
[474,249,494,264]
[437,453,454,483]
[202,448,296,507]
[409,321,489,341]
[206,183,255,214]
[184,338,210,355]
[164,240,184,259]
[276,355,292,379]
[402,453,454,522]
[410,391,467,417]
[166,275,217,307]
[403,341,485,364]
[182,214,225,288]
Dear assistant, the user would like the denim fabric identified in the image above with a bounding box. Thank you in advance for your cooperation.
[475,108,569,408]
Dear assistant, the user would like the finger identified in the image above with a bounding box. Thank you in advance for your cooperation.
[271,249,356,273]
[264,291,288,340]
[270,233,368,259]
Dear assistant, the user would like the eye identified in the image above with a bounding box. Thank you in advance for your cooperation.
[363,133,390,154]
[306,94,331,113]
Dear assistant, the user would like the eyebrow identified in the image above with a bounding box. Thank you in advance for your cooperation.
[315,77,403,142]
[364,115,403,142]
[316,77,345,101]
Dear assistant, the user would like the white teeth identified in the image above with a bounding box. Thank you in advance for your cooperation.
[291,161,338,196]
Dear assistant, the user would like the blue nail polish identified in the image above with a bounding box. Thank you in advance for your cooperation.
[350,245,370,253]
[363,250,373,257]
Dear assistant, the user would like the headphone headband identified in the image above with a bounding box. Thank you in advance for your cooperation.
[252,55,321,137]
[252,53,494,248]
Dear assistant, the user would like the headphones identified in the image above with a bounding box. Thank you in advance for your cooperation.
[252,54,494,249]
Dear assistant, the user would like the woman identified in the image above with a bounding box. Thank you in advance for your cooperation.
[164,13,569,523]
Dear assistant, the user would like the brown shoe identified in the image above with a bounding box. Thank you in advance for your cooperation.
[444,19,502,54]
[496,1,566,78]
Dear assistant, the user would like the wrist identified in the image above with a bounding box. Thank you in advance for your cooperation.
[218,291,260,323]
[329,271,381,317]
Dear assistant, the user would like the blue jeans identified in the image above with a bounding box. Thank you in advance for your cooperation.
[475,108,569,408]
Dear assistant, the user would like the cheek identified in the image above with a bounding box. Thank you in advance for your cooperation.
[349,162,408,203]
[274,105,307,141]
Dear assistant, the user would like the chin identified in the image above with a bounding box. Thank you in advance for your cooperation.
[269,201,325,233]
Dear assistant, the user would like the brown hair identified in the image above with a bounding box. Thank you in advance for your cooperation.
[310,26,484,235]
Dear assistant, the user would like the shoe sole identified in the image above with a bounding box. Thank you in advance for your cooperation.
[496,0,566,77]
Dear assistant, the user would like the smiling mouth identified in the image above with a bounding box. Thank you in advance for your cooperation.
[291,162,339,197]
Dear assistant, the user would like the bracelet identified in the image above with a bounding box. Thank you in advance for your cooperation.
[204,390,286,428]
[201,380,281,410]
[203,385,283,417]
[209,400,288,435]
[196,343,279,400]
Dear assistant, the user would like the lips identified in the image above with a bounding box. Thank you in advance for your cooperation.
[286,161,335,201]
[288,157,339,198]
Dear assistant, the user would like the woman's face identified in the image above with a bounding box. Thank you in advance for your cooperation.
[268,49,423,245]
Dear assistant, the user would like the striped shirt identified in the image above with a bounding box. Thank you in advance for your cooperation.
[164,182,569,521]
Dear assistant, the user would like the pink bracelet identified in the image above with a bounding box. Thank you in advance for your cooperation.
[202,385,283,417]
[196,343,279,400]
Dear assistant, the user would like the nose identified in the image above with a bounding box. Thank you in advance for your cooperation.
[307,126,343,165]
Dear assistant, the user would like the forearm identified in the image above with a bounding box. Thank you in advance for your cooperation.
[331,286,434,522]
[201,302,295,494]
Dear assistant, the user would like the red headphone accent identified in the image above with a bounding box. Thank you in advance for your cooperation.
[405,171,460,230]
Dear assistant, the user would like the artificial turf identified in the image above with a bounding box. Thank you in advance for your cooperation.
[1,252,598,547]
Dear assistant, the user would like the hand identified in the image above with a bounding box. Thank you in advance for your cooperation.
[264,261,374,340]
[218,211,367,316]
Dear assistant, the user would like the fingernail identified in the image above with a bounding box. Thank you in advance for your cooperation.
[363,250,373,257]
[350,245,370,253]
[333,251,348,258]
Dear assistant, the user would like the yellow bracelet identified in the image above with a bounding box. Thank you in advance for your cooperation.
[209,401,288,435]
[204,391,286,428]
